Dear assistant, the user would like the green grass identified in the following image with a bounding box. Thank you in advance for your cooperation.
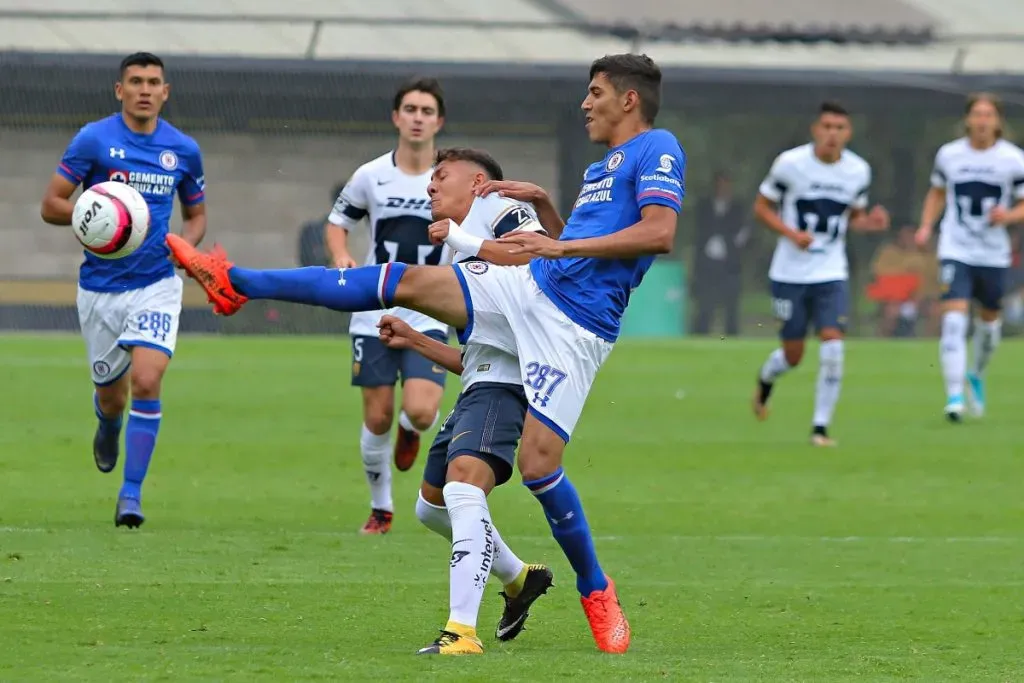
[1,334,1023,681]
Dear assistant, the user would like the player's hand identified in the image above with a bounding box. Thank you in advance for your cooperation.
[332,252,357,269]
[497,230,566,258]
[428,219,450,246]
[788,230,814,250]
[474,180,546,204]
[865,205,891,231]
[377,314,414,350]
[989,205,1010,226]
[914,225,932,247]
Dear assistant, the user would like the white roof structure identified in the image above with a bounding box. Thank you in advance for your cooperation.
[0,0,1021,73]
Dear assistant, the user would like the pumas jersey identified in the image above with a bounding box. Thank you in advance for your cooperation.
[454,193,544,389]
[759,143,871,284]
[329,151,449,337]
[931,137,1024,268]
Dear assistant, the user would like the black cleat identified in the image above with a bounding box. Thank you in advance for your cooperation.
[495,564,554,641]
[115,497,144,528]
[752,378,773,421]
[93,425,119,473]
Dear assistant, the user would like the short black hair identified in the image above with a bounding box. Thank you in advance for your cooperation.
[393,77,446,118]
[119,52,165,78]
[589,54,662,124]
[819,100,850,118]
[435,147,503,181]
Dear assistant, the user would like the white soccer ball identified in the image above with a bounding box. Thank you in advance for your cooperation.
[72,181,150,259]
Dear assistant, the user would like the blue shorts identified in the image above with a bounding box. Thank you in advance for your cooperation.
[422,382,528,489]
[350,330,449,388]
[939,260,1006,311]
[770,279,848,340]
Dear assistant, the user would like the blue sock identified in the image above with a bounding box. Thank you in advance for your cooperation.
[120,399,161,501]
[524,467,607,596]
[228,263,405,311]
[93,392,123,435]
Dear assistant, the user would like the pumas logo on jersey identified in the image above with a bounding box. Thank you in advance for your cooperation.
[656,154,674,173]
[606,150,625,171]
[159,150,178,171]
[108,170,128,183]
[465,261,489,275]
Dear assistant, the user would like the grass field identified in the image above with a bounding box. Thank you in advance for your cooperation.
[2,334,1023,681]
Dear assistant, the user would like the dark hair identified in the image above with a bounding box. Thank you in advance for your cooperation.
[434,147,503,181]
[589,54,662,124]
[965,92,1005,138]
[819,100,850,118]
[119,52,165,78]
[393,77,446,117]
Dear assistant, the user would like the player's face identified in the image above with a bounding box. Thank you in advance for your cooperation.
[392,91,443,146]
[427,160,479,221]
[581,72,626,144]
[966,99,1000,143]
[115,65,169,122]
[811,113,852,157]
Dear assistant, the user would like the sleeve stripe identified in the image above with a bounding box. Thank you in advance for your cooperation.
[1012,176,1024,188]
[341,204,368,220]
[638,189,681,205]
[184,191,204,202]
[58,163,82,182]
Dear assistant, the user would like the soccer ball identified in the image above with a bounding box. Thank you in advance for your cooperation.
[72,181,150,259]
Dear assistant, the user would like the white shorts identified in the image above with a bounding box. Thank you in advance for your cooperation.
[452,262,613,442]
[76,275,183,385]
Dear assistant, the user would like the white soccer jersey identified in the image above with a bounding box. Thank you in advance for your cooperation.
[328,151,450,337]
[759,143,872,284]
[453,194,544,389]
[931,137,1024,268]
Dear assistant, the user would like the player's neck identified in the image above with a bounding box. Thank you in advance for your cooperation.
[394,143,434,175]
[606,122,651,149]
[812,145,841,164]
[968,136,997,151]
[120,112,158,135]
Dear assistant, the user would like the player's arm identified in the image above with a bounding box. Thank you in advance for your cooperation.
[752,155,813,248]
[177,143,208,246]
[475,180,565,238]
[991,166,1024,226]
[847,173,889,233]
[179,202,207,247]
[553,203,677,258]
[41,126,93,225]
[377,315,464,375]
[325,174,367,268]
[439,204,548,265]
[917,150,947,244]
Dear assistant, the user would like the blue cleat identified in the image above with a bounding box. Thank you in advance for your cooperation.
[966,372,985,417]
[944,394,965,423]
[115,497,144,528]
[93,425,119,473]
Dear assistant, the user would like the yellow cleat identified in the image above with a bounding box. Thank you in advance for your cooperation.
[416,629,484,656]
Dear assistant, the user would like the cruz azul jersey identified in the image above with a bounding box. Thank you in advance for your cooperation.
[530,128,685,343]
[932,137,1024,268]
[58,113,205,293]
[328,151,448,337]
[456,193,545,389]
[759,143,871,284]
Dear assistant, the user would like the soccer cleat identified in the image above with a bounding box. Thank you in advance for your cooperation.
[752,378,772,421]
[945,395,965,423]
[115,497,144,528]
[165,234,248,316]
[416,629,484,655]
[580,575,630,654]
[393,425,420,472]
[810,426,837,447]
[496,564,554,641]
[966,373,985,417]
[92,425,119,473]
[359,508,393,535]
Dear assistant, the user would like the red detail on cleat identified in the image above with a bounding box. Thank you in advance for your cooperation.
[360,509,393,535]
[580,576,631,654]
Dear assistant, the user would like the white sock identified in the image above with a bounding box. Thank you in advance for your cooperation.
[759,348,792,384]
[417,491,525,585]
[971,318,1002,376]
[399,410,439,433]
[360,424,393,512]
[443,481,493,630]
[941,311,968,399]
[812,339,844,428]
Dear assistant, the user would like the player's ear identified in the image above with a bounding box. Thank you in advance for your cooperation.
[436,115,445,132]
[391,109,401,129]
[622,89,639,114]
[114,81,124,103]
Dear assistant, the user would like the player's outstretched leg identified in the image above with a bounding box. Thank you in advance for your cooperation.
[92,390,124,473]
[939,308,969,422]
[811,334,844,447]
[967,312,1001,417]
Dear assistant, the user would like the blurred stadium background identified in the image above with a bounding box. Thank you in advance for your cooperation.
[2,0,1024,338]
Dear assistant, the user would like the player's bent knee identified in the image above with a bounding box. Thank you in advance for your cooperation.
[419,481,445,507]
[782,341,805,367]
[517,419,566,482]
[446,454,496,494]
[95,383,128,414]
[979,307,1002,323]
[819,327,844,342]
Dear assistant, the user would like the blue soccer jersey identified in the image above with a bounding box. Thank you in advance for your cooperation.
[57,113,206,293]
[530,129,685,342]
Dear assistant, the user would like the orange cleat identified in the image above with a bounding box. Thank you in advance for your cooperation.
[393,425,420,472]
[580,576,631,654]
[359,509,393,535]
[165,234,248,316]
